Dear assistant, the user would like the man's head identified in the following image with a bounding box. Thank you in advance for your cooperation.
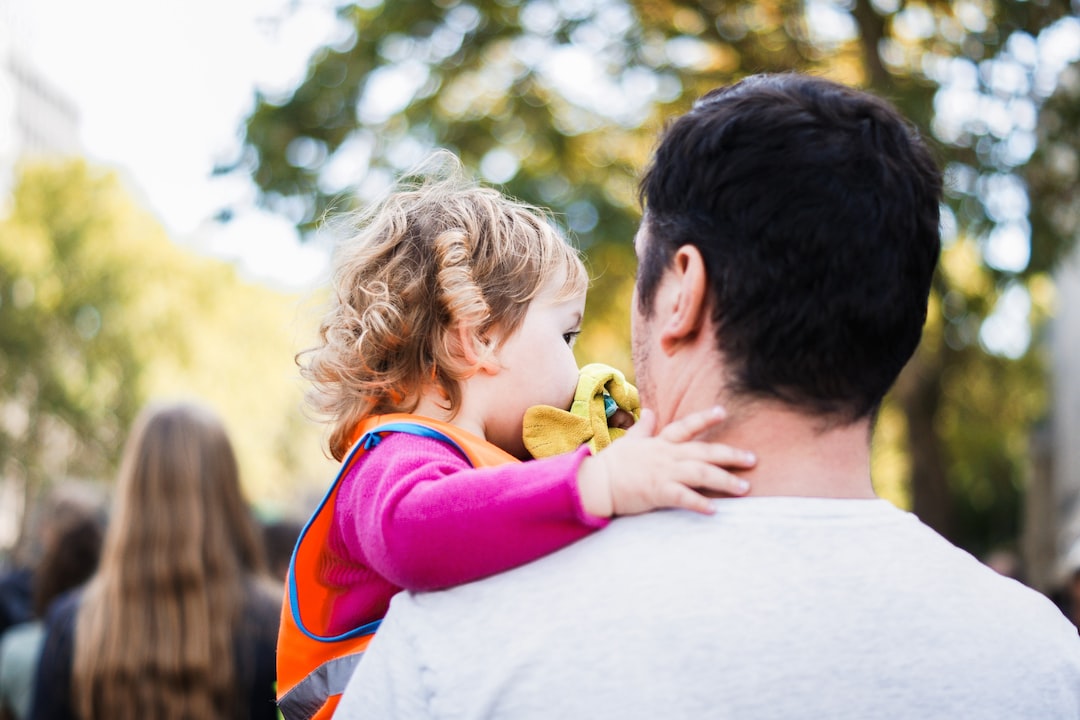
[634,73,942,423]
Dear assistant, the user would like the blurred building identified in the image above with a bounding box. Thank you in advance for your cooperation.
[0,0,80,187]
[1,55,81,157]
[0,0,81,555]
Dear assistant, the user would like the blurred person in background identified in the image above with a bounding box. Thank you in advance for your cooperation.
[0,564,32,643]
[0,513,103,720]
[0,495,99,639]
[29,402,281,720]
[982,546,1024,583]
[1052,540,1080,633]
[260,519,302,585]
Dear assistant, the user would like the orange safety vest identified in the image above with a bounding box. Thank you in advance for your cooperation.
[276,414,517,720]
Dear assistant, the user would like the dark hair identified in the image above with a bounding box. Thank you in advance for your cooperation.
[638,73,942,421]
[32,514,104,618]
[261,518,303,583]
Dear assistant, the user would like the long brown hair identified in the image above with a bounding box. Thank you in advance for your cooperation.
[72,402,268,719]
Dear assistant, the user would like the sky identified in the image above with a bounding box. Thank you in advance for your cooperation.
[12,0,342,290]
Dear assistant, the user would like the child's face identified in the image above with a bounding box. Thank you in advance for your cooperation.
[482,273,586,459]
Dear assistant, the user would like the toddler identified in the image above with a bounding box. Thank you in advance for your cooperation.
[276,154,755,720]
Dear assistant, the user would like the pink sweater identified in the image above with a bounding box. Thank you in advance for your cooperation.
[323,432,606,635]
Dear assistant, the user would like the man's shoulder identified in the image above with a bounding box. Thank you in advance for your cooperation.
[394,500,1070,628]
[395,510,676,606]
[370,503,1080,718]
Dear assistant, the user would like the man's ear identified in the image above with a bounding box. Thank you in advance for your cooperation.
[659,245,709,354]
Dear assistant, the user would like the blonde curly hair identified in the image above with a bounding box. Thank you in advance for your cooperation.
[302,153,589,461]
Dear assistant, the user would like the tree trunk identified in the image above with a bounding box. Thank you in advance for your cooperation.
[10,414,45,565]
[851,0,890,89]
[895,351,955,542]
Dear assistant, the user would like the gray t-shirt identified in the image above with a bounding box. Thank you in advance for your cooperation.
[339,497,1080,719]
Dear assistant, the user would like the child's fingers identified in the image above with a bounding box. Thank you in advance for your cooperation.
[609,408,636,430]
[652,438,755,471]
[688,442,757,469]
[624,408,657,439]
[681,464,751,497]
[659,406,727,443]
[665,483,717,515]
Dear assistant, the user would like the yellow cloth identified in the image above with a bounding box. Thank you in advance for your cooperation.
[522,363,640,458]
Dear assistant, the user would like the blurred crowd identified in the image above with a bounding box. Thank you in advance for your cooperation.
[0,403,300,720]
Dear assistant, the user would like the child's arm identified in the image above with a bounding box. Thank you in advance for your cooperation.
[337,435,603,592]
[576,406,756,517]
[338,406,754,593]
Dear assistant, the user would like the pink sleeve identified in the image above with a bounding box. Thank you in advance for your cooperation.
[334,433,608,592]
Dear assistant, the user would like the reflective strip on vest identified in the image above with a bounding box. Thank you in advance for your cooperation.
[278,653,363,720]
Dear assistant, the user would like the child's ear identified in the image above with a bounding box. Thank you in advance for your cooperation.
[456,323,500,375]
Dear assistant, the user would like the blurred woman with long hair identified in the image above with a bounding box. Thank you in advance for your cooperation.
[30,402,281,720]
[0,510,103,720]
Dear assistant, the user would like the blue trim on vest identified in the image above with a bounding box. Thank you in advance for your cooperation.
[287,421,471,643]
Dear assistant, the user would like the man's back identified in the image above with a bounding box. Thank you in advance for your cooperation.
[342,497,1080,719]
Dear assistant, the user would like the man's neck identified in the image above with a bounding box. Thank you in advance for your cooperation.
[700,402,876,499]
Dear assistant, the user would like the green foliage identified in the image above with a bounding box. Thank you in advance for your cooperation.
[0,161,163,489]
[1026,63,1080,273]
[915,234,1057,551]
[234,0,1080,552]
[0,160,332,532]
[137,259,335,512]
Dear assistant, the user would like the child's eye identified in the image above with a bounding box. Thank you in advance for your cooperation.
[563,331,581,348]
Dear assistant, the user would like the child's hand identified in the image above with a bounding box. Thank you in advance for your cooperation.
[607,406,636,431]
[576,406,755,518]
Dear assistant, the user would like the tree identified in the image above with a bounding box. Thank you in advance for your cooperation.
[0,161,168,547]
[234,0,1080,555]
[0,161,335,556]
[1026,59,1080,269]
